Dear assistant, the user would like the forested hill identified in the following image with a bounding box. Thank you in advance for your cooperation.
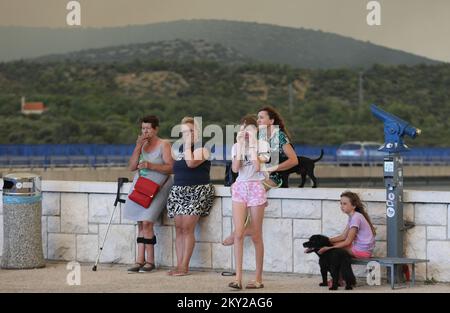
[33,39,250,65]
[0,60,449,146]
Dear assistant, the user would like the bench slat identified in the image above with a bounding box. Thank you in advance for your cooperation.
[351,257,429,265]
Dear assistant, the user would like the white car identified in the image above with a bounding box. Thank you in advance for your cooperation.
[336,141,387,164]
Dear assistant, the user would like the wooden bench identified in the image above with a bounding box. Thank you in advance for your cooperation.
[351,257,429,289]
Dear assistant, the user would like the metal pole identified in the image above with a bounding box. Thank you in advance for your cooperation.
[383,154,404,284]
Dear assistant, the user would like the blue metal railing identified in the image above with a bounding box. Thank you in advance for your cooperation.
[0,144,134,168]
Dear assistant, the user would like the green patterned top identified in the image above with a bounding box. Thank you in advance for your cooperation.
[259,129,290,186]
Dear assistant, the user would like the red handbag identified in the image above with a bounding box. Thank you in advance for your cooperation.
[128,177,160,208]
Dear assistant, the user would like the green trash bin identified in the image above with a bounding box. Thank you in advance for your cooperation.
[1,173,45,269]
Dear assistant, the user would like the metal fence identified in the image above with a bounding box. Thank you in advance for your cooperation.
[0,144,133,168]
[1,144,450,168]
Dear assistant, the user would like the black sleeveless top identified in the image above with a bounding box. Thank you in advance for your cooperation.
[173,144,211,186]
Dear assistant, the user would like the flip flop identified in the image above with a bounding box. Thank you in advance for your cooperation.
[172,270,190,277]
[245,281,264,289]
[167,269,176,276]
[228,281,242,290]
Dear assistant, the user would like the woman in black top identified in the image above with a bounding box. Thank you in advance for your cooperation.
[166,117,215,276]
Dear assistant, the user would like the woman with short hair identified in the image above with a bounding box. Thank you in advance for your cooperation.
[123,115,174,273]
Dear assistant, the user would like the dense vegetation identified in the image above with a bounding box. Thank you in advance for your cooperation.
[0,60,449,147]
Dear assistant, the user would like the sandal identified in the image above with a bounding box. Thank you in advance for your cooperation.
[172,270,190,277]
[246,281,264,289]
[138,262,155,273]
[228,281,242,290]
[167,268,176,276]
[127,262,144,273]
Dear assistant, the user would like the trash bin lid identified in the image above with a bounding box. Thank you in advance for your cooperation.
[2,172,41,196]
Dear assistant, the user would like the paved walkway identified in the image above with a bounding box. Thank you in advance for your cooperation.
[0,262,448,293]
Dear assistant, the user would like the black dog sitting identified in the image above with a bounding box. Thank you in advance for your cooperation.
[279,149,324,188]
[303,234,356,290]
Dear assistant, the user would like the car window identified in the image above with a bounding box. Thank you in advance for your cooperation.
[365,144,381,150]
[340,144,361,150]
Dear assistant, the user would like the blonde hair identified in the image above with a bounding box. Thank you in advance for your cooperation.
[181,116,195,125]
[181,116,200,140]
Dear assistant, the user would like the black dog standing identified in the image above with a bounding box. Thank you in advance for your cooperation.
[227,148,324,188]
[303,234,356,290]
[279,149,324,188]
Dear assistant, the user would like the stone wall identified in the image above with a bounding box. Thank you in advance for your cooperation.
[1,181,449,282]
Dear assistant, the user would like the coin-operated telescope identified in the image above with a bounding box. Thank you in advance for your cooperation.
[370,104,421,153]
[371,104,421,286]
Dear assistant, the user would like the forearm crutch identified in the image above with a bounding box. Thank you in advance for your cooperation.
[92,177,129,271]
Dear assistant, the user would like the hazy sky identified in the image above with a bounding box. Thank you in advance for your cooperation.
[1,0,449,62]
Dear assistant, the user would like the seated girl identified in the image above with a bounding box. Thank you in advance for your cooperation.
[319,191,376,259]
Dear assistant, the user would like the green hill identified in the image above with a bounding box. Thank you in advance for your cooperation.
[33,39,250,65]
[0,20,440,68]
[0,59,449,146]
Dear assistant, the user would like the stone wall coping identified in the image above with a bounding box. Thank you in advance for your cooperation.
[1,180,448,204]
